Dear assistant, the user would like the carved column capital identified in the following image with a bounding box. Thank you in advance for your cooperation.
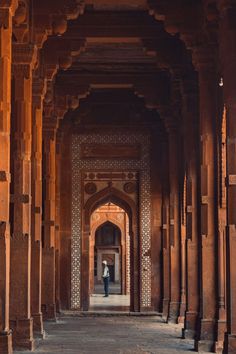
[32,77,47,108]
[43,116,58,141]
[12,43,37,78]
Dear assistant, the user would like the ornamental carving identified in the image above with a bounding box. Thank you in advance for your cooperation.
[72,132,151,309]
[84,182,97,195]
[81,143,141,159]
[123,182,136,194]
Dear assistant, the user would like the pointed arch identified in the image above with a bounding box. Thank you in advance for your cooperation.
[81,186,139,312]
[84,186,136,224]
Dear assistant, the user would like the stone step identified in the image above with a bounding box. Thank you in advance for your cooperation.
[59,310,162,317]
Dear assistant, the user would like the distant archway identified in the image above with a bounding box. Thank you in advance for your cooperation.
[81,186,139,311]
[94,221,121,286]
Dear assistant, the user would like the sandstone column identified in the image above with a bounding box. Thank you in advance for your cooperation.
[183,158,199,339]
[167,124,181,323]
[161,134,170,322]
[215,104,227,352]
[0,2,17,353]
[55,133,62,312]
[219,2,236,351]
[59,132,72,309]
[41,122,57,320]
[31,76,46,336]
[181,81,200,339]
[193,50,218,352]
[150,129,164,312]
[10,42,37,350]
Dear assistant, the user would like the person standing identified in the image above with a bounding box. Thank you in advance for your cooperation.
[102,260,110,297]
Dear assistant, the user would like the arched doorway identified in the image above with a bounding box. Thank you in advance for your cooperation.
[88,202,132,312]
[95,221,121,286]
[82,186,139,312]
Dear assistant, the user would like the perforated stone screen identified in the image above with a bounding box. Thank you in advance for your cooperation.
[71,132,151,309]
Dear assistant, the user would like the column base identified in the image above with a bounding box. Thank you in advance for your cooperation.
[214,319,226,353]
[56,299,61,313]
[182,328,196,340]
[168,301,180,323]
[195,339,214,352]
[214,341,224,354]
[194,318,215,352]
[224,334,236,353]
[42,303,56,320]
[162,298,169,322]
[178,301,186,324]
[32,312,45,338]
[10,318,34,351]
[182,311,198,339]
[0,331,13,354]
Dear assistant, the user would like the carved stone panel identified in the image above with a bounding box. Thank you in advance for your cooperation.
[71,132,151,309]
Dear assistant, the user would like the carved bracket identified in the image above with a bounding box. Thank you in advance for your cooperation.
[10,193,31,203]
[0,171,10,182]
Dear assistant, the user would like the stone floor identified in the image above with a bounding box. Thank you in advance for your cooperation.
[94,283,122,295]
[16,315,209,354]
[90,293,130,311]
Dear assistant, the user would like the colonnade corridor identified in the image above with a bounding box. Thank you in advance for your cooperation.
[2,1,236,354]
[15,315,209,354]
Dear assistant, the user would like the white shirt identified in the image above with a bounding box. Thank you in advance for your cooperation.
[102,265,109,278]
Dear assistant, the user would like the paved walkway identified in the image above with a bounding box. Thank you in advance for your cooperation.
[94,283,122,294]
[90,294,130,311]
[16,315,208,354]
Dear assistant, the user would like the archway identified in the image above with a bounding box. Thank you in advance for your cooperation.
[88,203,132,311]
[82,186,139,312]
[95,221,122,286]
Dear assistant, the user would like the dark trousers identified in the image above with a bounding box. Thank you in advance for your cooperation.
[103,277,109,296]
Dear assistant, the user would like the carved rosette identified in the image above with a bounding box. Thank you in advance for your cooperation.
[123,182,136,194]
[84,182,97,195]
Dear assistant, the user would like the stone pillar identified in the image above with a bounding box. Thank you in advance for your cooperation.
[10,43,37,350]
[182,158,199,339]
[31,77,46,337]
[81,222,90,311]
[41,126,57,320]
[178,141,186,325]
[181,82,200,339]
[150,130,164,312]
[161,135,170,321]
[167,125,181,323]
[59,132,72,309]
[0,2,17,353]
[178,206,186,324]
[215,107,227,352]
[55,133,62,312]
[193,52,218,352]
[219,2,236,352]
